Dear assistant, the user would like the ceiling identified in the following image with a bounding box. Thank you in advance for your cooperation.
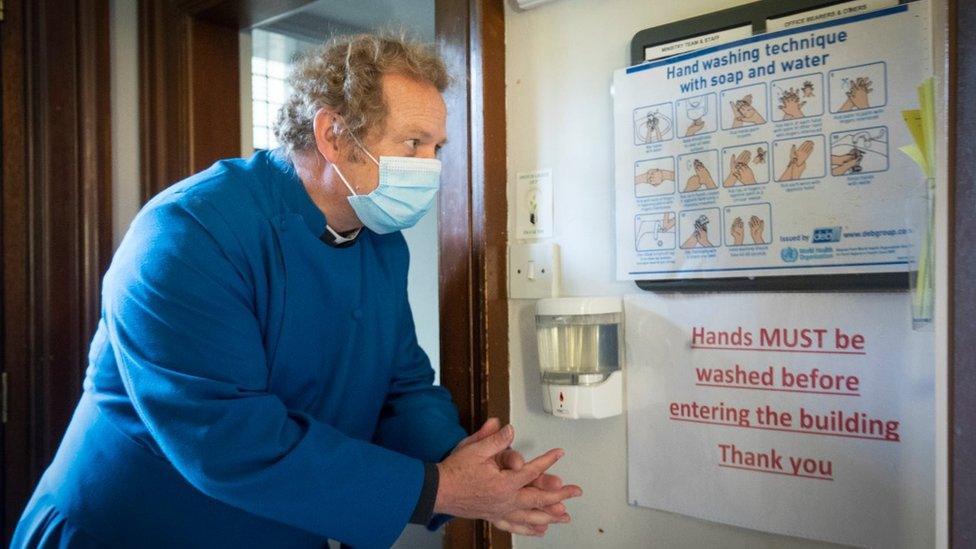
[259,0,435,44]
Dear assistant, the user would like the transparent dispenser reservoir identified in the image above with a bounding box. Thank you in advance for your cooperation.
[535,297,623,418]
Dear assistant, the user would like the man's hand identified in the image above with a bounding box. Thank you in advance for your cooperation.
[492,441,573,536]
[453,419,566,503]
[436,421,582,536]
[449,419,571,536]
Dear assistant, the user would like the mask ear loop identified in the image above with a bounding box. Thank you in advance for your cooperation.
[332,163,359,197]
[328,115,372,197]
[331,115,381,198]
[336,115,380,166]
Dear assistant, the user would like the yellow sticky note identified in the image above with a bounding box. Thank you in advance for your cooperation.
[918,78,936,176]
[899,144,927,172]
[901,110,924,155]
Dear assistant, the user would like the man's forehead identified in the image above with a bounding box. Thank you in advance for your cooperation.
[381,73,447,134]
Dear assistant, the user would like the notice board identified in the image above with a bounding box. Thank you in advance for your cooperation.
[612,2,930,288]
[625,292,934,548]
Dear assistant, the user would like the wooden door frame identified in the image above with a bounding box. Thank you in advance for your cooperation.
[137,0,509,547]
[1,0,114,541]
[435,0,509,546]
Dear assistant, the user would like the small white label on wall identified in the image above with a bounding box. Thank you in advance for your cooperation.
[766,0,898,32]
[644,26,754,62]
[516,169,553,240]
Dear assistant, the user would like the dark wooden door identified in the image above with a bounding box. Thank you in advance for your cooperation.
[1,0,114,541]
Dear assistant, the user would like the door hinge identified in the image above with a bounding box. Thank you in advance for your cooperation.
[1,372,7,423]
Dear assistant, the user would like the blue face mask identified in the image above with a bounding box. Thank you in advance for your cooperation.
[332,139,441,235]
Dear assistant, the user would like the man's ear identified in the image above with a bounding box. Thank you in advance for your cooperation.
[312,108,342,163]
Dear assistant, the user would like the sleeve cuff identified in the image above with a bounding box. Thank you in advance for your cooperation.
[409,462,440,525]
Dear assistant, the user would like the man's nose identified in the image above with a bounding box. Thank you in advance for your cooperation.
[418,145,439,159]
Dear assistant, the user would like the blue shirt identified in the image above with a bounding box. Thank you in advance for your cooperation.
[13,149,467,548]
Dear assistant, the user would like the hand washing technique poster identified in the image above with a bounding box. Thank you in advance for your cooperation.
[613,3,931,281]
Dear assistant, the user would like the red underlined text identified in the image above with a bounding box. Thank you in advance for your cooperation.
[668,400,901,441]
[718,443,835,481]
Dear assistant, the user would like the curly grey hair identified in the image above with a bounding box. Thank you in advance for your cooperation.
[274,33,449,156]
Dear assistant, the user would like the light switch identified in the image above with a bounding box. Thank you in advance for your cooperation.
[509,243,560,299]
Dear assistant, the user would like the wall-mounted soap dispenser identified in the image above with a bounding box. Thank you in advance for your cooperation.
[535,297,623,419]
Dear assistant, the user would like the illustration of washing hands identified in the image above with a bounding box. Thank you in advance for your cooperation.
[831,148,864,176]
[635,212,677,251]
[838,77,873,111]
[754,146,766,164]
[723,150,758,187]
[778,140,816,181]
[635,107,674,143]
[730,215,766,245]
[802,80,815,98]
[683,96,708,137]
[635,168,674,186]
[681,214,716,249]
[730,94,766,128]
[830,127,888,175]
[683,159,717,192]
[777,87,807,120]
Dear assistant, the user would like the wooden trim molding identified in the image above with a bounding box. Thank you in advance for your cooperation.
[138,0,242,200]
[138,0,191,201]
[2,0,114,540]
[436,0,509,546]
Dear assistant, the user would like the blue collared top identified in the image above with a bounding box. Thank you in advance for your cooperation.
[14,149,466,548]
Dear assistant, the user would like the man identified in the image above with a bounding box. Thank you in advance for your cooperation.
[12,34,581,548]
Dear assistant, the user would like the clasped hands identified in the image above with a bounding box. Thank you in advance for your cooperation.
[779,140,815,181]
[435,418,582,537]
[723,150,757,187]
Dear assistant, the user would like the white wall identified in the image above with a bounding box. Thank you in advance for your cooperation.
[505,0,948,547]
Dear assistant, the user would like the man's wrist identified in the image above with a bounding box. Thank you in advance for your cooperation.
[409,462,440,525]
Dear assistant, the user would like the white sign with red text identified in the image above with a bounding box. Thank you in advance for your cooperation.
[625,292,934,548]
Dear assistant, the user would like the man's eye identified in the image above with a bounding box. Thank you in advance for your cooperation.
[405,139,419,148]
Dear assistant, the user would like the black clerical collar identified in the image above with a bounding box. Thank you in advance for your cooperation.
[320,224,361,248]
